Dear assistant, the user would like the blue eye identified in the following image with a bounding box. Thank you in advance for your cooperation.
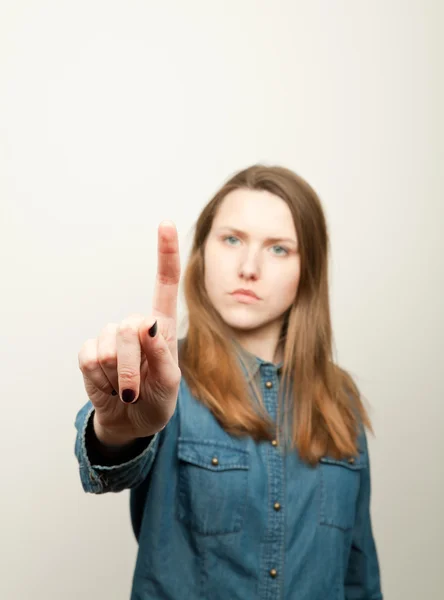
[271,245,288,256]
[224,235,240,245]
[222,236,288,256]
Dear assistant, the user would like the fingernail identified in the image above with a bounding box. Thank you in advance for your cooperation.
[121,389,136,403]
[148,321,158,337]
[111,389,118,396]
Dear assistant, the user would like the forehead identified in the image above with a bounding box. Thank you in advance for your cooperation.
[213,188,296,236]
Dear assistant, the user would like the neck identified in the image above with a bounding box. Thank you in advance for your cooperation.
[232,323,284,364]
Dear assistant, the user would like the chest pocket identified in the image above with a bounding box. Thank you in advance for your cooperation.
[177,438,249,535]
[319,454,366,532]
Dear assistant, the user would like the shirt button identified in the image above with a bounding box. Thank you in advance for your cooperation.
[348,457,355,464]
[269,569,277,578]
[211,457,219,466]
[273,502,281,511]
[265,381,273,389]
[271,439,278,447]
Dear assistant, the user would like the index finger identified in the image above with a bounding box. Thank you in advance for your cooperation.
[152,220,181,319]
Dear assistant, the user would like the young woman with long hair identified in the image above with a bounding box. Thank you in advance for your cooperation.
[75,165,382,599]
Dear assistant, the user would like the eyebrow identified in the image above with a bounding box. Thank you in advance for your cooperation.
[216,226,298,247]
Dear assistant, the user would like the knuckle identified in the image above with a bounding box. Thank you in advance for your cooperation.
[118,321,139,337]
[79,338,95,355]
[78,340,97,371]
[79,356,99,373]
[156,272,180,286]
[151,343,167,359]
[118,366,140,382]
[98,353,117,369]
[120,314,144,330]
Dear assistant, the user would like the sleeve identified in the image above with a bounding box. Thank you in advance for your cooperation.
[344,431,383,600]
[74,400,161,494]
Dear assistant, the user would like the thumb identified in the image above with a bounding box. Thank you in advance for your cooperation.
[139,319,177,384]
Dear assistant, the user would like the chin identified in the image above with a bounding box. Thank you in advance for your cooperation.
[218,309,266,332]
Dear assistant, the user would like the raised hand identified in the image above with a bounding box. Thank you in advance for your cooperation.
[78,221,182,446]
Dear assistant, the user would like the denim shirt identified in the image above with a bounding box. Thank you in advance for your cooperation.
[74,351,382,600]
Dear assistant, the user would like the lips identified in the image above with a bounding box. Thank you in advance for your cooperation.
[231,289,260,299]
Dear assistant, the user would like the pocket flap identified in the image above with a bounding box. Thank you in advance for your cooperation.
[319,453,367,471]
[178,438,249,471]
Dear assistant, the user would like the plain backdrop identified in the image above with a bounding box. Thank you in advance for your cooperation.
[1,1,443,599]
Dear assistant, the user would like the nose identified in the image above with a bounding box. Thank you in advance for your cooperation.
[238,248,260,281]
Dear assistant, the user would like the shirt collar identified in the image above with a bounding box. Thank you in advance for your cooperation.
[232,340,284,383]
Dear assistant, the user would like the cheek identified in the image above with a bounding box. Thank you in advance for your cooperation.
[270,266,300,307]
[286,272,300,296]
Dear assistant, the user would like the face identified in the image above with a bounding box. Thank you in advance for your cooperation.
[204,188,301,345]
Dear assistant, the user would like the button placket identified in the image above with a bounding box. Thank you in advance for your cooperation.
[258,363,285,596]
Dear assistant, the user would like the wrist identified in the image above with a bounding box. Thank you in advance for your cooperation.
[93,415,137,449]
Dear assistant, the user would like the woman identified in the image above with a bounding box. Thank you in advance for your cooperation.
[74,165,383,599]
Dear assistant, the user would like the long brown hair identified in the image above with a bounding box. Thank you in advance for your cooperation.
[179,164,372,465]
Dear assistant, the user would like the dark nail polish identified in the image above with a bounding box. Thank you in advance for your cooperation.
[148,321,158,337]
[121,389,136,403]
[111,389,118,396]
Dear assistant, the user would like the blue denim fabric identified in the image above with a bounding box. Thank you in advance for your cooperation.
[74,354,382,600]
